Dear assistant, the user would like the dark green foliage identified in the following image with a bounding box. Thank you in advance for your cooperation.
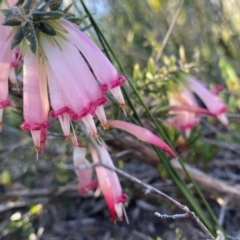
[3,18,21,26]
[11,27,24,49]
[22,21,37,53]
[0,8,13,17]
[35,21,57,36]
[31,10,64,21]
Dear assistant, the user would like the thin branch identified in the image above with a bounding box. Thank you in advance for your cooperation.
[80,128,216,238]
[63,161,215,240]
[154,212,189,219]
[155,0,185,62]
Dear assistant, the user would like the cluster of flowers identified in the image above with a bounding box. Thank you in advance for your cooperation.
[0,0,177,220]
[73,120,176,222]
[166,76,228,137]
[1,2,127,152]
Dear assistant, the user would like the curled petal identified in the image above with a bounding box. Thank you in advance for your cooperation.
[108,120,176,158]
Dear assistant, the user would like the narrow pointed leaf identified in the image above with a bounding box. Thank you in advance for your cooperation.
[35,21,56,36]
[23,0,38,14]
[3,18,21,26]
[11,27,24,49]
[31,11,64,21]
[66,17,86,25]
[63,3,73,13]
[49,0,62,10]
[22,21,37,53]
[1,9,13,17]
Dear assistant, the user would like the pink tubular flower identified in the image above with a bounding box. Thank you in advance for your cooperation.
[166,88,200,137]
[0,13,12,131]
[0,0,19,130]
[108,120,176,157]
[9,48,22,87]
[90,144,127,222]
[1,7,127,150]
[73,146,98,194]
[21,48,49,152]
[186,76,228,127]
[39,34,106,139]
[56,19,126,109]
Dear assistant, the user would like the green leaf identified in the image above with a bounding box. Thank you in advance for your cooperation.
[63,2,73,13]
[48,0,62,11]
[35,21,56,36]
[0,170,12,184]
[38,0,62,11]
[79,0,219,235]
[1,9,13,17]
[22,21,37,53]
[66,16,86,25]
[31,11,64,21]
[23,0,38,14]
[11,27,24,49]
[147,57,155,74]
[3,18,21,26]
[133,63,140,81]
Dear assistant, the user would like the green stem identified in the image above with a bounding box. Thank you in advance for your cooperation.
[79,0,224,236]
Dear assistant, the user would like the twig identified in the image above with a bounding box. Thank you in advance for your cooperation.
[79,128,215,239]
[0,185,92,199]
[171,159,240,201]
[107,133,240,202]
[201,137,240,154]
[155,212,189,219]
[62,161,214,239]
[155,0,185,62]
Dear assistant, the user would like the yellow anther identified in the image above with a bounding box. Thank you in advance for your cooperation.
[93,133,102,145]
[119,103,126,109]
[119,104,127,116]
[65,135,72,142]
[118,217,123,222]
[102,124,110,130]
[34,146,40,152]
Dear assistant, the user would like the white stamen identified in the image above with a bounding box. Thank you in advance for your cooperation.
[71,121,78,146]
[95,105,107,126]
[58,113,71,137]
[109,86,125,105]
[217,113,229,127]
[30,130,41,149]
[122,204,129,224]
[81,114,98,135]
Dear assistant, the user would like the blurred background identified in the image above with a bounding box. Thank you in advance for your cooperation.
[1,0,240,239]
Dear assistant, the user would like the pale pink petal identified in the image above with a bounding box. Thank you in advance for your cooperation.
[91,146,116,220]
[90,143,126,221]
[108,120,176,158]
[169,105,214,116]
[23,48,46,123]
[38,57,49,119]
[40,35,99,136]
[0,30,12,128]
[186,76,228,126]
[40,35,88,113]
[45,62,71,137]
[60,19,119,86]
[0,14,11,50]
[7,0,18,7]
[59,19,126,106]
[22,47,49,150]
[73,147,96,193]
[55,37,103,103]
